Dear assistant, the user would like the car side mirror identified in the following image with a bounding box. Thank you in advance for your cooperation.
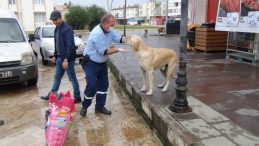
[28,34,35,42]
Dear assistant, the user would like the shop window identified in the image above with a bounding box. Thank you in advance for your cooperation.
[226,32,259,63]
[8,0,16,5]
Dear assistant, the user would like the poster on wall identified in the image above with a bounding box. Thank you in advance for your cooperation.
[216,0,259,33]
[215,0,241,31]
[239,0,259,32]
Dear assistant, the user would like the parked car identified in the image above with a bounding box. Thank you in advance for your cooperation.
[127,18,145,25]
[29,25,85,65]
[0,9,38,86]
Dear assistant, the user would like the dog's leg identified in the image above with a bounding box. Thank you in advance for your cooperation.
[146,69,154,95]
[161,59,177,92]
[140,67,147,92]
[158,80,166,88]
[161,77,170,92]
[158,65,167,88]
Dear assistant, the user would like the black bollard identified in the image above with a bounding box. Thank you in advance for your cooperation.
[144,29,148,37]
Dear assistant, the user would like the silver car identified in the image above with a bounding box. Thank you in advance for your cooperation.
[29,25,85,65]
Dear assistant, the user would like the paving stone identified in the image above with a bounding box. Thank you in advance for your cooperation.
[180,119,221,139]
[213,122,259,146]
[188,96,229,123]
[201,136,237,146]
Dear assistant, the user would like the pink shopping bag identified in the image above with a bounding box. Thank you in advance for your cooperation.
[45,91,76,146]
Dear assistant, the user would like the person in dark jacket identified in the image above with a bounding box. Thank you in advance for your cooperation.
[40,10,81,103]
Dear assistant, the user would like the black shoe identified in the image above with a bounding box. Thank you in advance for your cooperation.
[74,97,82,104]
[95,107,112,115]
[80,106,87,117]
[0,120,4,126]
[40,93,50,100]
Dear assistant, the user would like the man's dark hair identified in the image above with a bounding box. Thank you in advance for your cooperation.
[50,10,62,20]
[101,14,115,24]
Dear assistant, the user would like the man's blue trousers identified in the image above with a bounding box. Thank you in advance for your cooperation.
[81,60,109,109]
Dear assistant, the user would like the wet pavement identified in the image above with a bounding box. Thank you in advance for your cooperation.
[186,53,259,137]
[113,31,259,137]
[107,30,259,145]
[0,61,162,146]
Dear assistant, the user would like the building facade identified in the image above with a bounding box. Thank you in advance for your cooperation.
[0,0,54,31]
[139,0,181,25]
[168,0,181,17]
[111,4,139,19]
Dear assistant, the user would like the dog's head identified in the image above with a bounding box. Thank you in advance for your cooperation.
[125,35,143,51]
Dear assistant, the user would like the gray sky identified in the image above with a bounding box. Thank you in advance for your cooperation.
[53,0,149,10]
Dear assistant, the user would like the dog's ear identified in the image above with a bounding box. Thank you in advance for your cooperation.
[131,36,141,51]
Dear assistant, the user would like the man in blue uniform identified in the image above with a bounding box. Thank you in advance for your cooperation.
[40,10,81,103]
[80,14,127,117]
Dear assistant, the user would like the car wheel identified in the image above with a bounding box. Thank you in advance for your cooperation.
[40,48,48,65]
[27,74,38,86]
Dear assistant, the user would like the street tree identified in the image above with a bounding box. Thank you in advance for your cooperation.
[65,6,89,30]
[85,5,106,31]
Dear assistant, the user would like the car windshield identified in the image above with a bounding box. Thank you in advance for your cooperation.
[0,18,25,43]
[42,27,55,38]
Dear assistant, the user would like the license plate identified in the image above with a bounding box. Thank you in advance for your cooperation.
[0,71,12,78]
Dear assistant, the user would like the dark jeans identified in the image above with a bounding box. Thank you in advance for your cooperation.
[51,57,80,98]
[81,60,109,109]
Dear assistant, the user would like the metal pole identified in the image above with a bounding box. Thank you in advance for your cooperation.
[107,0,110,12]
[124,0,127,36]
[169,0,191,113]
[110,0,114,12]
[165,0,168,34]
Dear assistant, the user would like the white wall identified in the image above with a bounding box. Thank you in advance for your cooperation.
[188,0,207,24]
[21,0,35,31]
[0,0,9,9]
[44,0,53,23]
[0,0,53,31]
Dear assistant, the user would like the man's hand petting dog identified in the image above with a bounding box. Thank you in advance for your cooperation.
[117,48,128,53]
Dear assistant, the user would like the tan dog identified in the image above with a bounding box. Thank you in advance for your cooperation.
[126,35,177,95]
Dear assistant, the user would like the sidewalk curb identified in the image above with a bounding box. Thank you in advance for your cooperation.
[108,60,202,146]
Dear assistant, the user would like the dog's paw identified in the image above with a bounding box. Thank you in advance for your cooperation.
[146,91,153,96]
[140,86,146,92]
[157,84,164,88]
[161,88,168,92]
